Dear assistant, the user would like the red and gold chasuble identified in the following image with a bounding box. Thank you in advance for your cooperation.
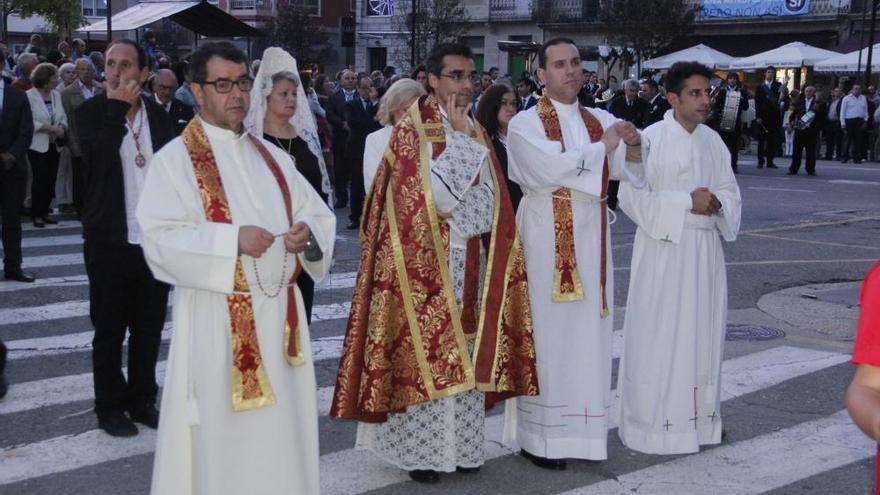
[330,95,538,423]
[536,96,610,317]
[182,118,304,412]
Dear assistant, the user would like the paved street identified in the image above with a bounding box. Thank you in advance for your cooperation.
[1,153,879,494]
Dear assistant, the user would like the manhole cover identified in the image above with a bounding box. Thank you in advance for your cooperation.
[725,324,786,341]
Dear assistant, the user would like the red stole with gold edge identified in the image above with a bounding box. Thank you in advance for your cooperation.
[330,94,538,423]
[536,96,610,318]
[181,118,304,412]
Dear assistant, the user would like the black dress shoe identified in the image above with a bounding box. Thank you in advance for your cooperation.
[408,469,439,483]
[4,271,35,283]
[766,163,778,168]
[456,466,480,474]
[807,171,816,176]
[32,218,45,228]
[786,171,797,175]
[42,217,58,225]
[98,411,138,437]
[855,159,863,164]
[346,221,360,230]
[129,405,160,429]
[0,373,7,400]
[334,201,348,210]
[521,449,567,470]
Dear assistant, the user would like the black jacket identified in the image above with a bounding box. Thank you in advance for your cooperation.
[491,133,522,213]
[76,94,175,244]
[345,97,381,165]
[644,94,671,128]
[0,79,34,176]
[607,95,648,129]
[167,98,195,135]
[755,80,784,125]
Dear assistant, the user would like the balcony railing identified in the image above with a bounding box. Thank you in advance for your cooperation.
[489,0,532,20]
[533,0,600,24]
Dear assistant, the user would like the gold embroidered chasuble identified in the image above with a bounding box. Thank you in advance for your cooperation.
[330,95,538,423]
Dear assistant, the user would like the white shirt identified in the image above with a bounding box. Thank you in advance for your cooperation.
[155,94,171,112]
[0,77,5,115]
[121,105,153,245]
[343,89,356,102]
[840,94,869,124]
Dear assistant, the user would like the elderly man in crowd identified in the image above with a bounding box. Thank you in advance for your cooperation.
[62,58,103,216]
[151,68,194,135]
[12,53,37,91]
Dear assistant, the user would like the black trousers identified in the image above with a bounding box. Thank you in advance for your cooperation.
[71,155,85,215]
[296,270,315,324]
[720,131,740,170]
[824,123,842,159]
[842,118,865,161]
[28,147,60,219]
[0,160,26,273]
[790,129,818,174]
[757,126,780,166]
[84,241,169,417]
[332,129,349,206]
[348,143,366,224]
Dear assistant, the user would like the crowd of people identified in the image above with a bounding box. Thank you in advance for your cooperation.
[10,29,880,495]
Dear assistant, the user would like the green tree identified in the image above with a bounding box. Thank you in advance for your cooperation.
[264,2,333,68]
[598,0,698,73]
[3,0,85,41]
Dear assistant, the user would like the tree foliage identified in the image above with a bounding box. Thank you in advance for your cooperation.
[4,0,86,40]
[598,0,698,69]
[264,2,334,68]
[392,0,471,68]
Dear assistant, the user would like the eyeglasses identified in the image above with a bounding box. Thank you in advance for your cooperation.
[198,76,254,93]
[440,70,477,83]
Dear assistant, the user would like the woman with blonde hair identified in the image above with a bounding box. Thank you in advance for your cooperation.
[362,78,427,190]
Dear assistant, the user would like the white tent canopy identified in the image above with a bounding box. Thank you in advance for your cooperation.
[79,1,198,32]
[643,43,736,70]
[728,42,840,69]
[814,44,880,73]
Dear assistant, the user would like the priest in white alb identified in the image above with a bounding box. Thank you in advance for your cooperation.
[502,38,645,468]
[617,61,741,455]
[137,42,335,494]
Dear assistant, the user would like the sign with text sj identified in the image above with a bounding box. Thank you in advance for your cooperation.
[702,0,810,18]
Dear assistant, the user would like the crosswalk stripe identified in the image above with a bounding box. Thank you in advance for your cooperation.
[20,221,82,232]
[0,271,358,293]
[559,410,873,495]
[0,344,850,488]
[0,298,353,327]
[20,235,83,248]
[21,253,83,269]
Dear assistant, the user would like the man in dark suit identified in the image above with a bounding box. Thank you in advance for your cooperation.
[516,77,538,111]
[606,78,648,209]
[640,77,670,127]
[61,58,104,216]
[709,72,750,172]
[345,75,381,230]
[0,46,36,283]
[76,39,174,438]
[824,87,843,159]
[327,69,357,208]
[151,68,194,135]
[789,85,823,176]
[754,66,784,168]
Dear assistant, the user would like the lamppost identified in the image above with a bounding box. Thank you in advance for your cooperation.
[106,0,112,41]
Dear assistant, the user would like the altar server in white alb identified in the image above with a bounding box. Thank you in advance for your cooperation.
[503,37,645,469]
[617,61,741,455]
[137,42,335,494]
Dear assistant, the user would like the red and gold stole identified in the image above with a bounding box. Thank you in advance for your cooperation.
[182,118,304,412]
[331,94,538,423]
[536,96,610,317]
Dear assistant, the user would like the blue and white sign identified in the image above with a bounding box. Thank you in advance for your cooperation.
[702,0,810,18]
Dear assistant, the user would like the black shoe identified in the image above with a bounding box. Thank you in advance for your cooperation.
[42,217,58,225]
[4,270,35,283]
[346,221,359,230]
[0,341,7,399]
[334,200,348,210]
[722,429,729,441]
[408,470,439,483]
[766,163,778,168]
[520,449,567,470]
[128,405,160,429]
[786,171,797,175]
[855,159,863,164]
[807,171,816,176]
[0,374,6,400]
[32,218,45,228]
[98,411,138,437]
[757,159,765,166]
[456,466,480,474]
[841,158,850,163]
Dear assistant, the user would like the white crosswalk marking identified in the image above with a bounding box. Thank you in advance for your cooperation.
[1,226,873,494]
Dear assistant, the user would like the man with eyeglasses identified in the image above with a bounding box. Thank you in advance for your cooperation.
[138,41,335,495]
[150,68,194,135]
[74,39,175,438]
[331,42,538,485]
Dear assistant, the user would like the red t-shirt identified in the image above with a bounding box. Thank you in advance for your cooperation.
[853,261,880,365]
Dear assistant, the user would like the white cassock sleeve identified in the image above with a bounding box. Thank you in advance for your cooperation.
[708,134,742,242]
[136,148,240,294]
[589,107,647,188]
[283,153,337,282]
[618,126,693,244]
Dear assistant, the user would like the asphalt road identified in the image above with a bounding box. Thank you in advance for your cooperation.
[1,151,878,495]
